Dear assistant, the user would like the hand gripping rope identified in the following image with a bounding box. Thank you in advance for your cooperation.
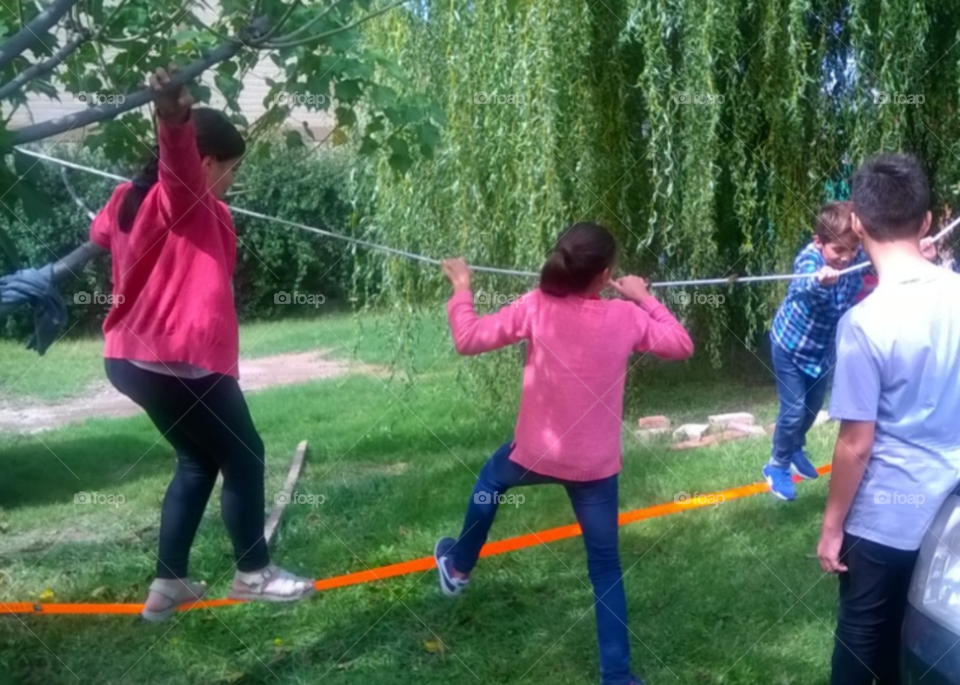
[16,148,960,288]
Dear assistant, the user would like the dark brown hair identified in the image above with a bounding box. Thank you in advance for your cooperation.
[540,222,617,297]
[814,201,855,244]
[852,153,930,241]
[117,107,246,232]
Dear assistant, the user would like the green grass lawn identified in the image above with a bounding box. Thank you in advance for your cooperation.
[0,313,840,685]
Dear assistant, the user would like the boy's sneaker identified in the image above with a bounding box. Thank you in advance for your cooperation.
[434,537,469,597]
[789,450,820,480]
[763,463,796,501]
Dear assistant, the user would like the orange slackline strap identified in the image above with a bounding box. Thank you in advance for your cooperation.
[0,465,830,616]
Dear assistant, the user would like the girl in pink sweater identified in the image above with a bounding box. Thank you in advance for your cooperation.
[434,223,693,685]
[92,69,314,620]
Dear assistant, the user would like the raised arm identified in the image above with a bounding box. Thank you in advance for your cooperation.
[51,241,107,283]
[150,67,207,224]
[446,290,531,355]
[442,258,531,355]
[609,276,694,360]
[632,297,694,359]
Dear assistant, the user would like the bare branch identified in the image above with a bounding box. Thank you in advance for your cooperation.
[264,0,404,49]
[0,0,83,71]
[0,30,90,100]
[273,1,338,42]
[258,0,301,42]
[10,39,245,145]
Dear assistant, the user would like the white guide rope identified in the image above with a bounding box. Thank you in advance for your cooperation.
[16,148,960,289]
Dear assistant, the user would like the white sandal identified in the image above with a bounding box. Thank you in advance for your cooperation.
[228,564,315,602]
[141,578,207,622]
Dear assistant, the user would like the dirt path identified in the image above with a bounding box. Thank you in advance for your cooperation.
[0,350,381,434]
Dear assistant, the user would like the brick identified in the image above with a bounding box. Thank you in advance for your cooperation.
[708,412,756,429]
[636,428,671,441]
[670,430,748,451]
[673,423,710,442]
[726,423,768,438]
[638,415,671,430]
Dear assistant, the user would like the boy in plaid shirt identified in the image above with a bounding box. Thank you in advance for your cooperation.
[764,202,866,500]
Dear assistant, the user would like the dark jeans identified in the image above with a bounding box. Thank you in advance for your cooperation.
[450,441,632,685]
[105,359,270,578]
[831,535,920,685]
[770,339,829,466]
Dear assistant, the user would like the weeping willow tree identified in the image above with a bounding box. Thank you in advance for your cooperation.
[354,0,960,391]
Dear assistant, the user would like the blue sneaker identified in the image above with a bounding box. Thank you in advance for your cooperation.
[789,450,820,480]
[763,464,796,501]
[434,537,469,597]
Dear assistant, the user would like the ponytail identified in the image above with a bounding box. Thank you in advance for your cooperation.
[115,107,245,233]
[117,147,159,233]
[539,222,617,297]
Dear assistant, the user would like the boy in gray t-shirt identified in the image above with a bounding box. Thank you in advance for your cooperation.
[817,153,960,685]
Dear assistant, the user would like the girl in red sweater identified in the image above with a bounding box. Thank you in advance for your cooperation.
[91,68,314,620]
[434,223,694,685]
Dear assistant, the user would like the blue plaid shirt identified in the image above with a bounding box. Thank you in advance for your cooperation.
[771,243,866,378]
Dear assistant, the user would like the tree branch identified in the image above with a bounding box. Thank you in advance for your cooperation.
[259,0,300,42]
[264,0,404,49]
[0,30,90,100]
[10,38,245,145]
[0,0,83,71]
[272,1,338,42]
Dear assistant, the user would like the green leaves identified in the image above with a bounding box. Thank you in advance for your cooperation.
[386,136,411,173]
[334,79,364,104]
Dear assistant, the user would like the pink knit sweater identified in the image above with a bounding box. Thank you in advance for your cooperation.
[447,288,694,481]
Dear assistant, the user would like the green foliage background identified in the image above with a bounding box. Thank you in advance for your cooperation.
[0,143,357,341]
[356,0,960,381]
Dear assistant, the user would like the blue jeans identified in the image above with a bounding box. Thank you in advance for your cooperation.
[770,339,829,467]
[450,441,632,685]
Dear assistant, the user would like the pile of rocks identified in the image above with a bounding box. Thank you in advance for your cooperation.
[636,411,831,450]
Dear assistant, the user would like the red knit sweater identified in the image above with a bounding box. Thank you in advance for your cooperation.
[90,114,240,377]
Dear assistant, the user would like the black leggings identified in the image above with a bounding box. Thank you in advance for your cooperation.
[106,359,270,578]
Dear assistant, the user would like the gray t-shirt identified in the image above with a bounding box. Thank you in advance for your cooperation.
[830,264,960,551]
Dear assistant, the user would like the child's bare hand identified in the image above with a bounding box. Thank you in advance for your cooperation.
[608,275,651,303]
[149,65,192,123]
[817,266,841,286]
[441,258,472,293]
[921,236,938,261]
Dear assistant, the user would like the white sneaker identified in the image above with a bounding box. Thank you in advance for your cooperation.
[228,564,315,602]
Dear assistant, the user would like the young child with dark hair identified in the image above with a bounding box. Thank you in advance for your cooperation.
[91,68,314,620]
[818,153,960,684]
[764,201,867,501]
[435,222,694,685]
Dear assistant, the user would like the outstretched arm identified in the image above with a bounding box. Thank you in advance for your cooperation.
[442,258,531,355]
[51,241,108,283]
